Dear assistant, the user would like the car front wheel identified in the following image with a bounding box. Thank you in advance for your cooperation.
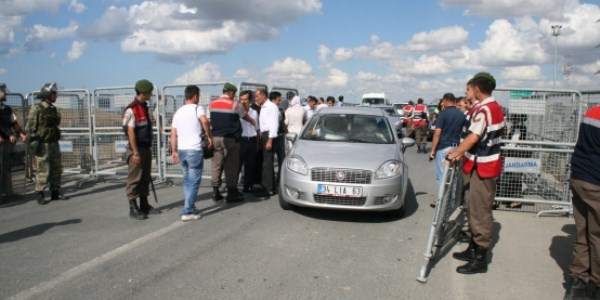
[279,193,294,210]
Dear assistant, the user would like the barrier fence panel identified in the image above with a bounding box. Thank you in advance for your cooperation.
[92,87,162,182]
[24,90,94,187]
[160,83,226,181]
[1,93,29,198]
[493,88,583,217]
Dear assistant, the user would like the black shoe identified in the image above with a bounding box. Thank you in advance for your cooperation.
[226,188,245,203]
[255,191,272,200]
[37,191,47,205]
[129,200,147,220]
[212,187,224,201]
[563,276,590,300]
[453,239,476,262]
[51,190,70,200]
[242,187,254,193]
[139,196,161,214]
[458,231,470,243]
[456,246,488,274]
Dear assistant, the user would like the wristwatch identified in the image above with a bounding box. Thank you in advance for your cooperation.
[134,152,140,156]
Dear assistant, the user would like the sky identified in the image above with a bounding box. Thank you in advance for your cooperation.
[1,0,600,104]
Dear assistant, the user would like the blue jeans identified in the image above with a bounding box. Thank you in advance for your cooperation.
[435,146,455,189]
[178,150,204,215]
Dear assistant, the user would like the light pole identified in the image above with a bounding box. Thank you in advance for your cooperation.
[551,25,562,87]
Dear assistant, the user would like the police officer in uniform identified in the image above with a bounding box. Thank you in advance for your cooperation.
[26,83,68,205]
[122,79,160,220]
[0,83,27,202]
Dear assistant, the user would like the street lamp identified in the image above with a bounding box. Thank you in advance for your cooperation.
[551,25,562,87]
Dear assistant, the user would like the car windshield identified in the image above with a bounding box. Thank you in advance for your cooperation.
[301,114,394,144]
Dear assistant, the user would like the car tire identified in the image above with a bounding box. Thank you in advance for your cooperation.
[279,193,293,210]
[387,204,405,218]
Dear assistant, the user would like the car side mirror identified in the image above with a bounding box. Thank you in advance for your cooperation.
[286,132,298,143]
[401,137,416,153]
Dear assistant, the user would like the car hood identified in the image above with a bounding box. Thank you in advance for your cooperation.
[290,139,402,170]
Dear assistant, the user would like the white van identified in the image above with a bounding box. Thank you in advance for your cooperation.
[361,93,389,105]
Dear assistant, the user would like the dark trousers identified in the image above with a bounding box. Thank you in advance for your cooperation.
[260,133,275,193]
[239,136,258,190]
[274,135,286,189]
[569,178,600,285]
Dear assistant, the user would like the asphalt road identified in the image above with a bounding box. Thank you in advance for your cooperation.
[0,145,574,300]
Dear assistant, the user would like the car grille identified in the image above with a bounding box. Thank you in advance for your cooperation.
[313,195,367,206]
[311,168,372,184]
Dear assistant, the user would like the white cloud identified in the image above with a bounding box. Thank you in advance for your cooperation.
[333,48,352,61]
[0,0,64,16]
[25,21,78,51]
[120,0,321,56]
[477,19,547,66]
[324,68,348,88]
[78,6,130,42]
[173,63,222,85]
[501,65,544,81]
[0,68,7,76]
[265,57,313,88]
[233,68,258,81]
[405,26,469,51]
[65,41,86,63]
[318,45,331,66]
[69,0,86,13]
[441,0,574,19]
[0,16,23,44]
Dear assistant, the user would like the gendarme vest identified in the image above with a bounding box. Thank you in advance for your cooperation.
[123,100,153,148]
[463,98,505,178]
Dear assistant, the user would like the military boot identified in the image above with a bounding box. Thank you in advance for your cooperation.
[562,276,590,300]
[37,191,47,205]
[453,239,476,262]
[212,187,224,201]
[129,199,147,220]
[456,245,488,274]
[592,282,600,300]
[139,196,161,215]
[51,190,70,200]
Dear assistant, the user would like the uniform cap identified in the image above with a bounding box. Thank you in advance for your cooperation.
[135,79,154,93]
[223,82,237,92]
[472,72,496,90]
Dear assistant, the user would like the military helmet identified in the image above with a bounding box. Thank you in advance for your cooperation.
[37,82,58,99]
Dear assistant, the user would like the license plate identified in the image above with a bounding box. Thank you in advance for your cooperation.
[317,184,362,197]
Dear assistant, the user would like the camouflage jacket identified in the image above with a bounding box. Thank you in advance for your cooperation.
[26,100,61,143]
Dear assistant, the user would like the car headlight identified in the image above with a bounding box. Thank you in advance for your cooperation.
[287,155,308,175]
[375,160,402,179]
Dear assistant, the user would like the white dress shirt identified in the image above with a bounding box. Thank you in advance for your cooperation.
[259,100,279,139]
[241,108,258,137]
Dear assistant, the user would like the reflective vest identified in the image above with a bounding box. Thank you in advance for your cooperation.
[403,105,413,118]
[208,95,242,139]
[123,100,153,148]
[460,100,481,142]
[463,98,505,178]
[412,104,427,126]
[570,105,600,185]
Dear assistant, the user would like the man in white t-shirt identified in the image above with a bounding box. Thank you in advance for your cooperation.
[170,85,213,222]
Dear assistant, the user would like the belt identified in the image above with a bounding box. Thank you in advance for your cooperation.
[241,136,257,141]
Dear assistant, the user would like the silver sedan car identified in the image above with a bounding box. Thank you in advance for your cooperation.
[279,107,415,217]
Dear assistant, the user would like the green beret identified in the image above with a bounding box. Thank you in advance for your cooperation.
[223,82,237,92]
[135,79,154,93]
[472,72,496,90]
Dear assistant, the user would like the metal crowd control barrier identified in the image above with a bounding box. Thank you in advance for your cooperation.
[160,83,226,181]
[1,93,29,199]
[91,86,163,183]
[24,90,94,188]
[417,161,465,283]
[494,88,583,217]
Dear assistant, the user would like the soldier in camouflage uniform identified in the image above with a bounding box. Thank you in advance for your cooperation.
[26,83,68,205]
[0,83,27,202]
